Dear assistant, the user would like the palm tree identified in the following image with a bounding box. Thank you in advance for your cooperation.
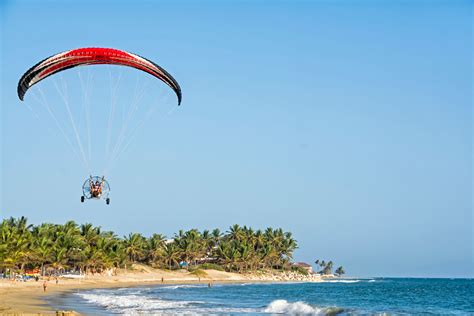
[201,230,213,255]
[14,216,33,235]
[228,225,244,242]
[81,223,101,248]
[163,243,180,270]
[259,244,276,270]
[50,244,69,273]
[108,242,127,270]
[323,261,334,275]
[211,228,222,245]
[147,233,166,265]
[254,230,265,249]
[281,232,297,264]
[33,236,53,275]
[335,266,345,276]
[123,233,146,263]
[11,229,33,273]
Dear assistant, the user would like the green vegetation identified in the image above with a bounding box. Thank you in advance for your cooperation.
[291,265,309,276]
[189,263,224,271]
[0,217,299,275]
[189,269,208,278]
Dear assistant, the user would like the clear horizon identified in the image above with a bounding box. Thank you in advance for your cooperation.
[1,0,472,278]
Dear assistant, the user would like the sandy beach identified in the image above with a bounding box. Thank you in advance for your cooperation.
[0,266,324,315]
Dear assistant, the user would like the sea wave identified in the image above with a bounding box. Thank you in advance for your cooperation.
[325,280,360,283]
[264,299,344,315]
[325,279,377,283]
[324,279,377,283]
[76,292,198,312]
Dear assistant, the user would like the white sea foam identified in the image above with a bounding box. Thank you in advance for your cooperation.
[264,300,327,315]
[190,307,259,314]
[76,292,196,313]
[325,279,361,283]
[326,279,377,283]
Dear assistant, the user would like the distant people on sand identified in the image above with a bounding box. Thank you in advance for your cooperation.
[43,281,47,292]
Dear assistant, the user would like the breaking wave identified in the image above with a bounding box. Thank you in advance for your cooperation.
[264,300,344,315]
[76,292,197,313]
[324,279,376,283]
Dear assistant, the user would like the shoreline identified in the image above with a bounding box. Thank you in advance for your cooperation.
[0,268,326,315]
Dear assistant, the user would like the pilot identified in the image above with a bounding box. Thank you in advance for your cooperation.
[90,180,102,198]
[96,180,103,196]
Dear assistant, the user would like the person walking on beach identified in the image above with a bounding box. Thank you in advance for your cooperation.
[43,280,47,292]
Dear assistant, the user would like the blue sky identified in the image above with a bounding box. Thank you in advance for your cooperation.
[1,0,472,278]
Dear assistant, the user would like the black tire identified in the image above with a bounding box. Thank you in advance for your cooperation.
[106,198,110,205]
[81,196,85,203]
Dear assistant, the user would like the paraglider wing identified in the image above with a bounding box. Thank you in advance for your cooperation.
[17,47,182,104]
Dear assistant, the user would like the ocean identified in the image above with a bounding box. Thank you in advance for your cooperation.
[48,278,473,315]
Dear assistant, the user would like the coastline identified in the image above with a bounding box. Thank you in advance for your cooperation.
[0,267,326,315]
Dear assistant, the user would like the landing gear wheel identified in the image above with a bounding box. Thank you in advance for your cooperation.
[106,198,110,205]
[81,196,85,203]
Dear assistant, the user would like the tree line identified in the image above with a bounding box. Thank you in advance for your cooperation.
[0,217,300,275]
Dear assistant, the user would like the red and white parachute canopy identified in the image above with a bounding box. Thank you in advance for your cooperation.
[17,47,182,104]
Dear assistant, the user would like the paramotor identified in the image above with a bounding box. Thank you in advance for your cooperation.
[17,47,182,204]
[82,176,111,205]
